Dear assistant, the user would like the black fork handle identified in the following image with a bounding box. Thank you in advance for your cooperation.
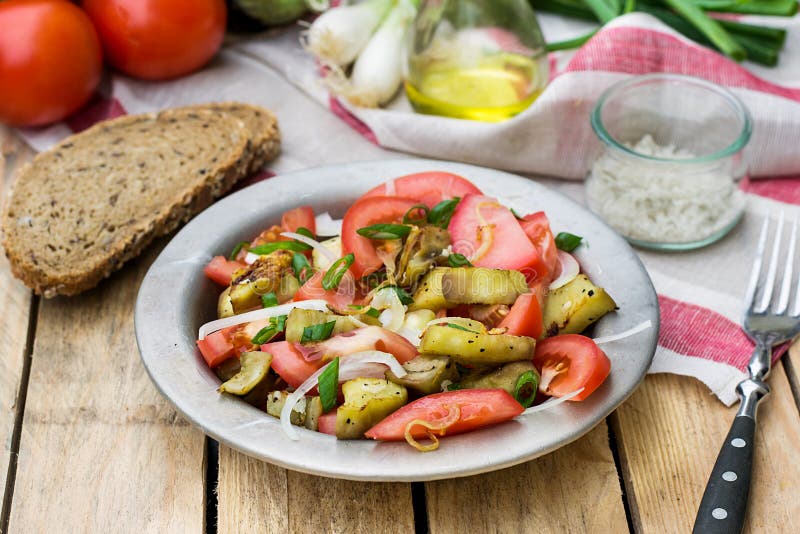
[693,415,756,534]
[693,379,769,534]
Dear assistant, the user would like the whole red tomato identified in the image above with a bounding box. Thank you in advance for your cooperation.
[0,0,103,127]
[82,0,227,81]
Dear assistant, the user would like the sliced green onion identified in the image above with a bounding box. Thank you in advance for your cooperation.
[555,232,583,252]
[356,224,412,240]
[248,241,311,255]
[229,241,249,260]
[448,253,473,268]
[386,285,414,305]
[318,357,340,412]
[514,370,540,408]
[322,253,354,290]
[403,204,430,225]
[447,323,477,333]
[364,307,381,319]
[261,292,278,308]
[296,227,316,240]
[348,304,364,310]
[301,320,337,343]
[427,198,460,228]
[251,314,287,345]
[292,252,313,284]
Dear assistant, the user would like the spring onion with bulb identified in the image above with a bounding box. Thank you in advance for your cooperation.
[305,0,421,108]
[304,0,394,66]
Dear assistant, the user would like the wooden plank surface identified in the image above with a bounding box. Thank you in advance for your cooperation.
[217,445,416,532]
[612,363,800,534]
[3,120,799,533]
[788,342,800,406]
[425,421,628,534]
[7,245,208,533]
[0,129,33,506]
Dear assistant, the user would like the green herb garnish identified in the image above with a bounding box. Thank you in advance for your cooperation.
[513,370,540,408]
[261,292,278,308]
[292,252,313,284]
[448,253,473,268]
[248,241,311,255]
[251,314,287,345]
[296,227,315,240]
[427,197,460,228]
[322,253,354,290]
[402,204,430,225]
[301,321,337,344]
[229,241,249,260]
[356,224,412,240]
[385,285,414,305]
[555,232,583,252]
[446,323,477,333]
[364,307,381,319]
[318,357,340,413]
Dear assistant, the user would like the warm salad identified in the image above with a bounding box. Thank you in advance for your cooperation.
[197,172,618,451]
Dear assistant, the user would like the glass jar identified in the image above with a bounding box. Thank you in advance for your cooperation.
[585,74,752,251]
[405,0,549,122]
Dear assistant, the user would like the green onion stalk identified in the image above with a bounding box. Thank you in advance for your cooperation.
[530,0,792,65]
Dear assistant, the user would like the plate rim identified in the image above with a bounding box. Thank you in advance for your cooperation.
[134,158,659,482]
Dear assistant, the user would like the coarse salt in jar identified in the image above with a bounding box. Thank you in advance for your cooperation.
[585,73,752,251]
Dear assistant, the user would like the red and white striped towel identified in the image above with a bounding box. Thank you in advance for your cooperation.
[15,12,800,405]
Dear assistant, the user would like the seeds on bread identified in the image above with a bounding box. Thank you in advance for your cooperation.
[1,105,277,297]
[191,102,280,174]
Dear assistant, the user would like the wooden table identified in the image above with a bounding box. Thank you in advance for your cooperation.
[1,128,799,533]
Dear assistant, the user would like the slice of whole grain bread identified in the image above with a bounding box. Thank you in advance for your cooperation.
[193,102,280,174]
[2,108,257,297]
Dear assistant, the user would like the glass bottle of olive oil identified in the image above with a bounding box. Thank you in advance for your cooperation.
[406,0,549,122]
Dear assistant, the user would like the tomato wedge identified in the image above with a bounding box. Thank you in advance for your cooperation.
[295,326,418,364]
[448,194,541,271]
[519,212,559,284]
[533,334,610,401]
[317,410,338,435]
[203,256,244,286]
[498,292,543,339]
[361,171,483,208]
[294,270,355,310]
[262,340,324,389]
[197,326,237,368]
[341,196,419,278]
[365,389,523,441]
[281,205,316,235]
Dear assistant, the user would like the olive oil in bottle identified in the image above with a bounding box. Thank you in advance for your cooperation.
[406,52,547,122]
[406,0,549,122]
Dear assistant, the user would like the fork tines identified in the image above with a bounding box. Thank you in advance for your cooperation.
[746,213,800,317]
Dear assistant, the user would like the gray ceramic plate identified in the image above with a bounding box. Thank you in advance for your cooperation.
[135,159,659,482]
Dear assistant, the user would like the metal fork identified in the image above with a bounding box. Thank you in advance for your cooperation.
[693,214,800,534]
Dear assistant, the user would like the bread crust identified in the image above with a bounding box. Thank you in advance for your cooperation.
[1,107,261,297]
[189,102,281,174]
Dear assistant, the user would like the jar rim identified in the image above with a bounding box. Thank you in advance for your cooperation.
[590,73,753,164]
